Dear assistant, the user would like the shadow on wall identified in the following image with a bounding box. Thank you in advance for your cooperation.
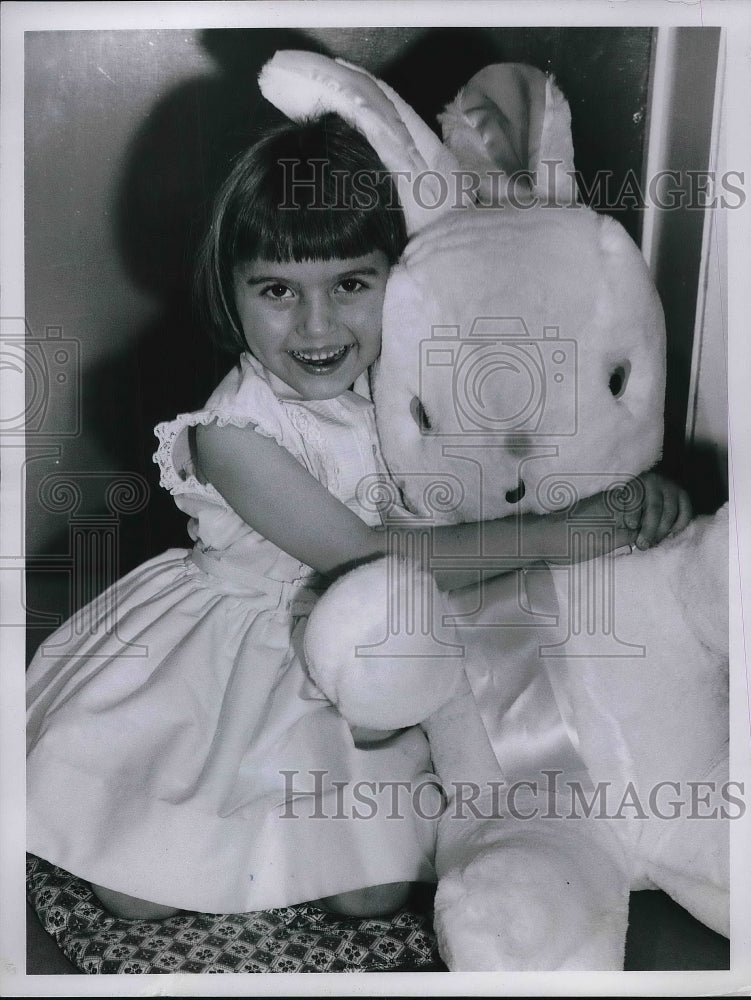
[29,26,663,651]
[88,29,330,567]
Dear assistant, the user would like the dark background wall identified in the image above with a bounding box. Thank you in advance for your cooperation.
[24,26,715,655]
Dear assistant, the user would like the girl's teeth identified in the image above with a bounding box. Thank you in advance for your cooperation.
[291,347,348,362]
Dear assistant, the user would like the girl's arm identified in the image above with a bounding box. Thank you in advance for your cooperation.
[195,421,389,576]
[194,423,689,590]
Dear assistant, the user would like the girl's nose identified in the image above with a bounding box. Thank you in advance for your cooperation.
[301,292,334,338]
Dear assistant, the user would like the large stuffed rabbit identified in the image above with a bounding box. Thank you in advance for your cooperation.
[259,51,729,971]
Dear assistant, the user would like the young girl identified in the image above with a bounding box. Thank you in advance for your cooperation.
[26,112,692,923]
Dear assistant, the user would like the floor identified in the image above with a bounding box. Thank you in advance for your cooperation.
[27,889,729,975]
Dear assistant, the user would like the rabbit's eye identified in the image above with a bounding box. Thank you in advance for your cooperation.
[410,395,433,432]
[608,361,631,399]
[505,479,526,504]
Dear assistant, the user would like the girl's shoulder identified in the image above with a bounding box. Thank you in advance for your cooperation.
[202,353,285,418]
[153,354,295,501]
[167,353,291,440]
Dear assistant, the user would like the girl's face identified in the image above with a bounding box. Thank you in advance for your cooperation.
[233,251,390,400]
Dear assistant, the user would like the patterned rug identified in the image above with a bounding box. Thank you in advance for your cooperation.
[26,854,445,974]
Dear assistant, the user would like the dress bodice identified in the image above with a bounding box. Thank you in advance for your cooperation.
[153,352,394,586]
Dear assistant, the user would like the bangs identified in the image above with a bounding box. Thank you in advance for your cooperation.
[231,196,401,265]
[227,114,405,266]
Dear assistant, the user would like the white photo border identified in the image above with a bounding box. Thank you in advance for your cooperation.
[2,1,750,996]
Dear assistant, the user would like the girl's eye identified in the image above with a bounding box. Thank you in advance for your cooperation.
[337,278,366,294]
[262,283,294,301]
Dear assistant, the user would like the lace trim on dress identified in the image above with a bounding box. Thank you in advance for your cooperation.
[152,409,291,504]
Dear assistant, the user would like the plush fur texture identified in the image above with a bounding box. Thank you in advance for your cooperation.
[304,559,463,729]
[438,65,576,205]
[305,511,729,969]
[376,205,666,522]
[259,51,729,971]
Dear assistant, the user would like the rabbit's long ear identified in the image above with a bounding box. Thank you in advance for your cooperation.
[439,64,578,205]
[258,50,459,234]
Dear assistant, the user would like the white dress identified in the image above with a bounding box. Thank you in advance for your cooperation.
[26,353,436,913]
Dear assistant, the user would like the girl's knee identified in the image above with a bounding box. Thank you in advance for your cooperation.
[91,883,181,920]
[314,880,412,918]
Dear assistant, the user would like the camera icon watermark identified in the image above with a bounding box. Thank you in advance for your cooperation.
[416,317,577,437]
[0,317,81,436]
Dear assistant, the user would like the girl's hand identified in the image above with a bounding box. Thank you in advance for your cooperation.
[622,470,693,550]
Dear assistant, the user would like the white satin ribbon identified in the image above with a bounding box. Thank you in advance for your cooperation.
[453,566,589,782]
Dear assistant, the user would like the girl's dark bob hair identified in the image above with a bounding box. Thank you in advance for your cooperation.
[196,113,408,357]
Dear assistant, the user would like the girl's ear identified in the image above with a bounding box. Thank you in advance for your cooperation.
[438,64,578,206]
[258,50,460,235]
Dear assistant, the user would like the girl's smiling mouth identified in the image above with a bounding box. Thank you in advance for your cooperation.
[289,345,352,374]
